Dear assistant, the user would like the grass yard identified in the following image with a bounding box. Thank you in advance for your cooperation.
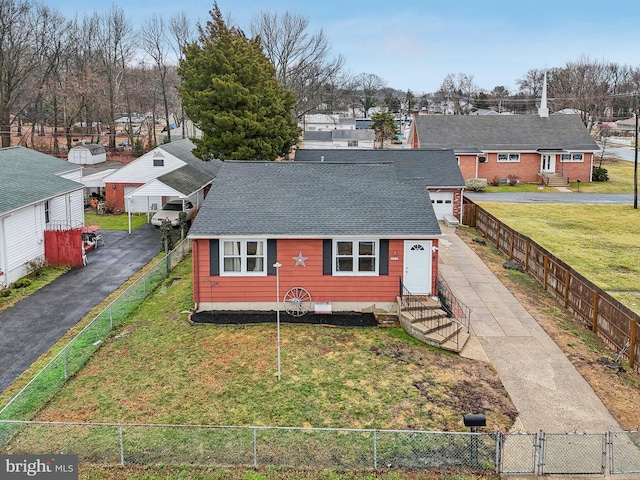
[34,257,516,433]
[476,202,640,314]
[483,157,636,193]
[84,212,148,230]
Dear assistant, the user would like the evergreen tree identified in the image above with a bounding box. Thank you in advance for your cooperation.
[370,110,398,148]
[177,3,299,160]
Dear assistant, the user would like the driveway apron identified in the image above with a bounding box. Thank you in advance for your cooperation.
[438,224,621,433]
[0,224,160,393]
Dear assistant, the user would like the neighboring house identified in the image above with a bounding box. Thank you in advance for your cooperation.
[103,138,222,212]
[67,143,107,165]
[189,161,441,313]
[615,117,638,134]
[294,148,465,221]
[302,129,375,149]
[0,147,84,288]
[302,114,356,131]
[408,100,599,184]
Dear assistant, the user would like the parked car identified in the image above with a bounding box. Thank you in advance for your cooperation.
[151,199,196,227]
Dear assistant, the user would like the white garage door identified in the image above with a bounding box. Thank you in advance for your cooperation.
[429,192,454,220]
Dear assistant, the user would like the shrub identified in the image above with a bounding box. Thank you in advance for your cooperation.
[465,178,488,192]
[12,278,32,289]
[507,174,520,186]
[490,176,500,187]
[0,288,11,298]
[592,166,609,182]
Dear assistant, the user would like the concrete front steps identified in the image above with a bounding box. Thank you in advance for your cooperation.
[397,296,470,353]
[545,173,568,187]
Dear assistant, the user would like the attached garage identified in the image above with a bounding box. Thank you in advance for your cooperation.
[428,191,454,220]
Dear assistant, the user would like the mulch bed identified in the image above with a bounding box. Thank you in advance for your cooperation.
[190,311,379,327]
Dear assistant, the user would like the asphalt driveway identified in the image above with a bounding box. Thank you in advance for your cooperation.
[0,224,160,393]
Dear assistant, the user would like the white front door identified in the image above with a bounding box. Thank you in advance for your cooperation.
[541,154,556,173]
[403,240,432,295]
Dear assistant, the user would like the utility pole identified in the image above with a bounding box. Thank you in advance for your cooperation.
[634,93,638,209]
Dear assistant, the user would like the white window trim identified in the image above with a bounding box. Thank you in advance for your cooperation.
[220,239,267,276]
[497,153,520,162]
[561,153,584,162]
[333,239,379,276]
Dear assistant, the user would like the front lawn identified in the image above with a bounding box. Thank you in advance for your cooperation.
[35,258,516,432]
[476,202,640,314]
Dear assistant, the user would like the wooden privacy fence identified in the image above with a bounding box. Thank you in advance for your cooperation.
[463,199,640,370]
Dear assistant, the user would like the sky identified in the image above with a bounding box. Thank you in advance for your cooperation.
[55,0,640,94]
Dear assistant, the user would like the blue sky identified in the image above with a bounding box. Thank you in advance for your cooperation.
[56,0,640,94]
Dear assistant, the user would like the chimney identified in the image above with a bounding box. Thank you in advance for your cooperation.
[538,71,549,118]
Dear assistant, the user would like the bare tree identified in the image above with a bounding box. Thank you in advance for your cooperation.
[141,13,174,143]
[250,10,351,118]
[354,72,386,118]
[92,6,135,149]
[436,73,478,114]
[0,0,66,147]
[169,11,196,140]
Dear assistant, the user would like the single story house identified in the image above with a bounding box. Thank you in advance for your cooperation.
[188,161,441,313]
[0,147,85,287]
[302,129,375,149]
[408,101,599,184]
[294,148,465,221]
[67,143,107,165]
[302,114,356,131]
[103,139,222,213]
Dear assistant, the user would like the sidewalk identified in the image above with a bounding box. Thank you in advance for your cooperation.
[437,224,621,434]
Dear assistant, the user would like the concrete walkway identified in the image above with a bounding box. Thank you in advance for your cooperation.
[437,224,621,434]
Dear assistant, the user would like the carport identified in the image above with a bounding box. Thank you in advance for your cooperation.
[124,165,213,233]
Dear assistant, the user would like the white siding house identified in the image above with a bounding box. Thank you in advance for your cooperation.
[0,147,85,288]
[103,139,222,213]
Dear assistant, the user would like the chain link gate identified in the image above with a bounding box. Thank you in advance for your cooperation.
[499,432,537,474]
[610,431,640,474]
[539,432,606,475]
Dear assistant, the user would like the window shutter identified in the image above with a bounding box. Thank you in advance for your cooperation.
[323,239,332,275]
[379,239,389,276]
[267,239,277,275]
[209,239,219,276]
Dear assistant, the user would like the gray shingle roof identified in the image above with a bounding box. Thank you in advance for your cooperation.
[331,129,375,141]
[190,161,440,237]
[160,138,223,177]
[414,114,599,151]
[0,147,83,215]
[157,164,214,196]
[303,131,332,141]
[294,149,464,187]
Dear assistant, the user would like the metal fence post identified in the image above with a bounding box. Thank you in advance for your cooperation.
[119,425,124,466]
[495,431,501,473]
[253,427,258,468]
[373,429,377,469]
[538,430,544,475]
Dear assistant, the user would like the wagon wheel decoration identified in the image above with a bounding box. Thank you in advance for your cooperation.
[283,287,312,317]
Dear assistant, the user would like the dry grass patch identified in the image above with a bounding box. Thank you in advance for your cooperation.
[35,259,516,432]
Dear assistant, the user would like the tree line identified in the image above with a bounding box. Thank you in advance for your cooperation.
[2,0,639,156]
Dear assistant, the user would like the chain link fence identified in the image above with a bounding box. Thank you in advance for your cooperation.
[0,239,191,422]
[0,421,497,472]
[4,421,640,475]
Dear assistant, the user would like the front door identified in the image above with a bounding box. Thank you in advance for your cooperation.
[403,240,432,295]
[541,154,556,173]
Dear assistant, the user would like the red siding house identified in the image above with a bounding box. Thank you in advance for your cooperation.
[188,161,441,313]
[408,111,599,185]
[294,148,465,222]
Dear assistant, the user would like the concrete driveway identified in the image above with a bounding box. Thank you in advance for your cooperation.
[0,224,160,393]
